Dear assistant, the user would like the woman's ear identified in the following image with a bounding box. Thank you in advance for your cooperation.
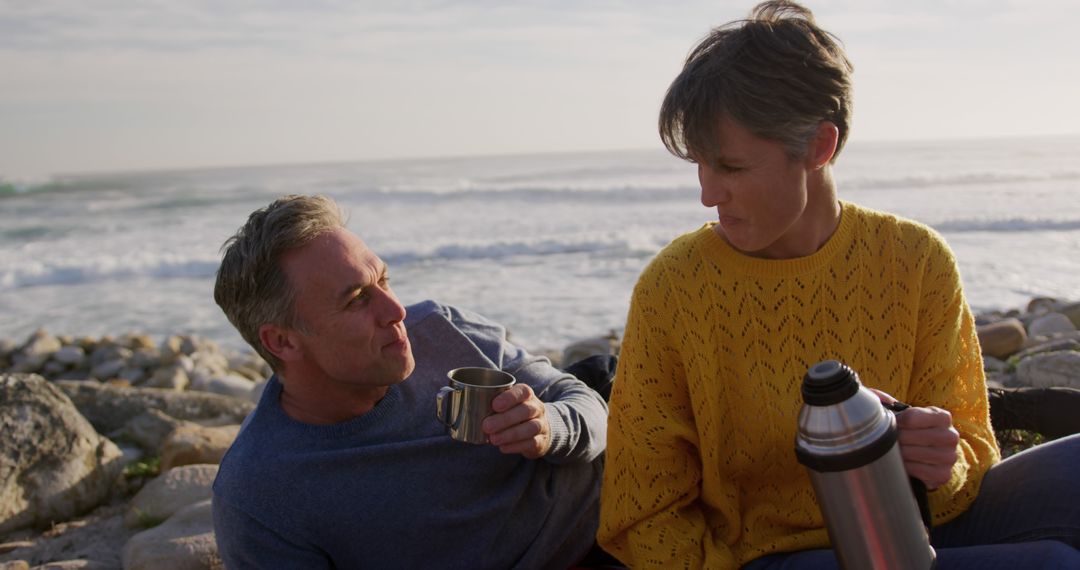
[259,323,302,364]
[807,121,839,170]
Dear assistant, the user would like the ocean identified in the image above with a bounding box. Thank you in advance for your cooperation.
[2,135,1079,354]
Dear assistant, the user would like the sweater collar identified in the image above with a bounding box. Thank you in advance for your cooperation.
[698,200,858,278]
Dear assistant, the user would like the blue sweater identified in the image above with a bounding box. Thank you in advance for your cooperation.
[212,301,608,569]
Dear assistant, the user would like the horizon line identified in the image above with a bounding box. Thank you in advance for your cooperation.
[6,130,1080,182]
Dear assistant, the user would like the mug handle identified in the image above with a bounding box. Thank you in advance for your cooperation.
[435,386,459,427]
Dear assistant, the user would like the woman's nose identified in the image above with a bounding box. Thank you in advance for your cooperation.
[699,164,729,207]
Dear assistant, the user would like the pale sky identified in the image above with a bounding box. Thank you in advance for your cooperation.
[2,0,1078,179]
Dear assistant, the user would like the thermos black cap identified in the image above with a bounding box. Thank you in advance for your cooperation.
[802,360,861,406]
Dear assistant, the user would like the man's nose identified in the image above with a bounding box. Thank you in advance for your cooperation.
[375,287,406,327]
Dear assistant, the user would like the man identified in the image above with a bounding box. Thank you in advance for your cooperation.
[211,194,607,569]
[598,1,1080,568]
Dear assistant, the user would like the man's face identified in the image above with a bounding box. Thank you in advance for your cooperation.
[695,115,819,260]
[280,227,415,390]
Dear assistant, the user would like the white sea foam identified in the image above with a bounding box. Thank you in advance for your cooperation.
[0,255,220,289]
[933,217,1080,233]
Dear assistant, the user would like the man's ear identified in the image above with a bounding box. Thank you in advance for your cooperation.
[806,121,839,170]
[259,323,302,363]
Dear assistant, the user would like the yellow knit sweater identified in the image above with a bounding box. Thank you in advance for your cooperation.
[598,202,1000,569]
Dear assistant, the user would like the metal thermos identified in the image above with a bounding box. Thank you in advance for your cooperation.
[795,360,936,570]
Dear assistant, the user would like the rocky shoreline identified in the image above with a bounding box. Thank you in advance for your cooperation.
[2,297,1079,570]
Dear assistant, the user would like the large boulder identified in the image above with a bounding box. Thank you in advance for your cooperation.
[54,381,253,437]
[0,374,124,536]
[124,465,217,529]
[121,500,222,570]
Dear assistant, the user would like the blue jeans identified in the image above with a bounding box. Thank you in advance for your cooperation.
[743,434,1080,569]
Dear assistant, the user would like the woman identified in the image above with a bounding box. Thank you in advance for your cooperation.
[597,2,1080,568]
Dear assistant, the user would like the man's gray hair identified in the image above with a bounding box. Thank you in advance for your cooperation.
[214,194,346,371]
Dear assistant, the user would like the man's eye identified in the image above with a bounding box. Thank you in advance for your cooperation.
[349,291,370,306]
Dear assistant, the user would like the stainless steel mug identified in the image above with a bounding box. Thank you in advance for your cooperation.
[794,360,936,570]
[436,367,516,444]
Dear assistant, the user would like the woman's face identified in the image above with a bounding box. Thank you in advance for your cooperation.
[695,116,826,260]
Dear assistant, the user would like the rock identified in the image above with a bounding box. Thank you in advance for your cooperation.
[0,561,29,569]
[143,366,190,391]
[982,356,1009,374]
[248,379,268,404]
[53,370,94,382]
[0,542,33,555]
[1023,330,1080,349]
[179,336,203,356]
[54,381,253,436]
[226,364,266,383]
[190,352,230,379]
[89,359,125,381]
[115,409,187,454]
[1062,302,1080,329]
[73,335,98,350]
[198,374,253,399]
[52,346,86,367]
[188,355,237,393]
[130,348,160,370]
[225,353,270,382]
[121,500,222,570]
[0,504,135,569]
[976,318,1027,359]
[0,339,14,369]
[10,330,62,374]
[41,361,68,377]
[159,336,185,366]
[1026,296,1062,315]
[124,465,217,529]
[30,561,109,569]
[117,366,147,385]
[122,334,156,351]
[176,355,196,376]
[88,345,132,369]
[1015,351,1080,389]
[1027,312,1077,338]
[1012,338,1080,363]
[0,374,124,536]
[159,424,240,471]
[987,370,1021,388]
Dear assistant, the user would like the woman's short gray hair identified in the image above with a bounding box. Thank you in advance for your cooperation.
[659,0,854,163]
